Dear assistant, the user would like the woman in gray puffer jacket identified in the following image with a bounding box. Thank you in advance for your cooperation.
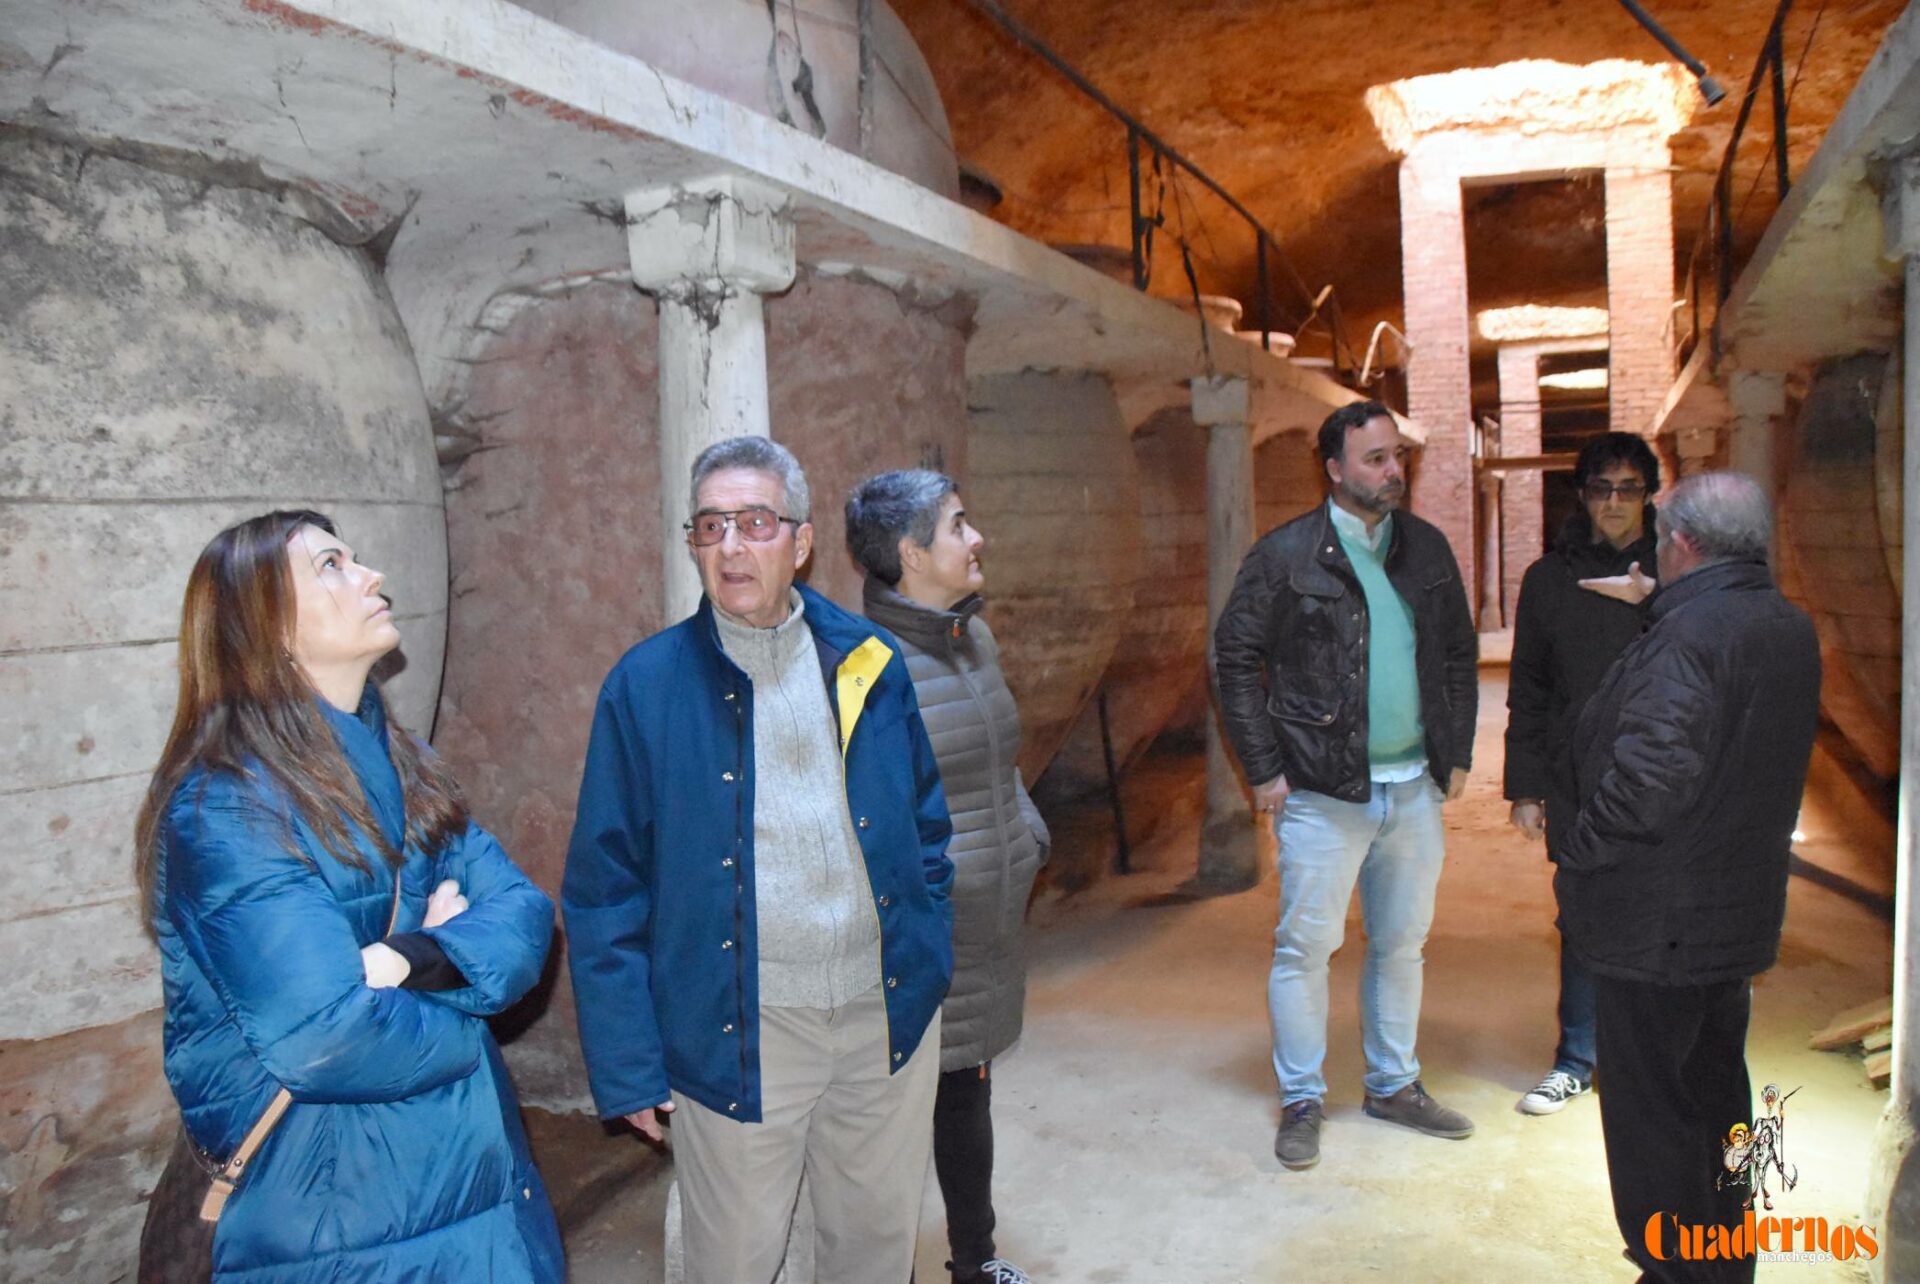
[847,470,1049,1284]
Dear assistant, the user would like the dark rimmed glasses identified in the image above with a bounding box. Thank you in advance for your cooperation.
[685,507,802,546]
[1581,480,1648,503]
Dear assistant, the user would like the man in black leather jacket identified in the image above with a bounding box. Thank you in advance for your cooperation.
[1212,401,1477,1171]
[1557,471,1819,1283]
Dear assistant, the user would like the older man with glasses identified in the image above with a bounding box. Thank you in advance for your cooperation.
[1503,432,1662,1118]
[563,436,955,1284]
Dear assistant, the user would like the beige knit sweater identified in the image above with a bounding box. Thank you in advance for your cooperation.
[714,593,881,1010]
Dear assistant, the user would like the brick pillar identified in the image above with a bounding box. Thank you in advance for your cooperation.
[1496,346,1543,620]
[1604,163,1676,437]
[1399,145,1475,608]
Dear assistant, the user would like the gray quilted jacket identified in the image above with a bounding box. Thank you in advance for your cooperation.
[862,577,1050,1071]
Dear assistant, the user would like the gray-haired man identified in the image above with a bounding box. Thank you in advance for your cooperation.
[564,437,955,1284]
[1556,472,1819,1281]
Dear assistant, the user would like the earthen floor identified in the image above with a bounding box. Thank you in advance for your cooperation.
[533,673,1894,1282]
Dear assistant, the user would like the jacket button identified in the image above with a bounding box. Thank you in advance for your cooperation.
[854,675,865,687]
[877,895,890,907]
[727,1102,738,1113]
[722,857,734,868]
[858,816,870,829]
[723,1022,734,1033]
[522,1187,531,1200]
[722,771,735,783]
[725,691,736,702]
[886,976,898,988]
[892,1051,903,1063]
[721,939,734,950]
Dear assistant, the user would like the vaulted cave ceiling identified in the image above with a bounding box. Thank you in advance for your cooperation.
[891,0,1908,409]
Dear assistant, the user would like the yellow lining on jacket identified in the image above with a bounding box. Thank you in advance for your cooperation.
[836,636,894,759]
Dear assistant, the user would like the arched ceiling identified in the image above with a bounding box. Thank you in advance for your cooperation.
[892,0,1907,400]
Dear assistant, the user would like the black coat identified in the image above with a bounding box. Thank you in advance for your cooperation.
[1212,502,1478,802]
[1503,508,1658,858]
[1555,559,1820,985]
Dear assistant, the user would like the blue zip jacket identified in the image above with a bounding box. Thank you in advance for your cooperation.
[563,585,955,1123]
[156,689,563,1282]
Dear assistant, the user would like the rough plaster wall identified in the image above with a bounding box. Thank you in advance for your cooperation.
[0,128,443,1281]
[964,371,1140,784]
[1044,407,1206,796]
[510,0,959,199]
[1781,353,1901,778]
[432,271,967,1108]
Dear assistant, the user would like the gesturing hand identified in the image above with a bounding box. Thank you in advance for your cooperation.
[625,1101,675,1144]
[424,879,469,928]
[1577,561,1656,606]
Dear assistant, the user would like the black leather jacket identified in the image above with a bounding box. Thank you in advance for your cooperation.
[1210,502,1478,802]
[1556,559,1820,984]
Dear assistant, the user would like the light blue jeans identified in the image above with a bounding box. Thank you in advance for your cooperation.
[1269,776,1446,1104]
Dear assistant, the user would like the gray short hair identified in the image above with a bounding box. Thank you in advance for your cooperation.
[844,469,957,585]
[1656,471,1772,564]
[689,436,811,523]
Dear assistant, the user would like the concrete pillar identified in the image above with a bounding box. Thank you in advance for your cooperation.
[1871,152,1920,1282]
[1496,347,1543,620]
[626,175,797,623]
[1478,472,1505,629]
[1604,162,1677,436]
[1398,146,1476,610]
[1195,374,1260,892]
[1726,369,1787,504]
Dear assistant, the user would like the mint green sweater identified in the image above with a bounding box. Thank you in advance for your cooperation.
[1330,505,1425,771]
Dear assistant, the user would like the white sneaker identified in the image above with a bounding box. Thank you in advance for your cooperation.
[1518,1069,1590,1115]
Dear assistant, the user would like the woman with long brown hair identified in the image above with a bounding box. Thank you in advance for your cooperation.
[135,510,562,1282]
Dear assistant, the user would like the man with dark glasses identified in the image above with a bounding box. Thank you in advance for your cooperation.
[1505,432,1661,1117]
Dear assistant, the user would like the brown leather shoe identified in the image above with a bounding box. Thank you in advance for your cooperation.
[1363,1080,1474,1139]
[1274,1098,1324,1169]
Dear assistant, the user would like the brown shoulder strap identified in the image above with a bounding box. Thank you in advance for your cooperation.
[200,869,407,1222]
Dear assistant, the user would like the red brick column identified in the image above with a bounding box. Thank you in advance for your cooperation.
[1496,345,1542,619]
[1398,144,1476,608]
[1604,163,1676,436]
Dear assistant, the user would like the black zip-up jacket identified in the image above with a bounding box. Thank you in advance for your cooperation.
[1211,502,1478,802]
[1503,507,1658,858]
[1555,559,1820,985]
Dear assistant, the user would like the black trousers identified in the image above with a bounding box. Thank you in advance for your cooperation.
[1594,974,1755,1284]
[933,1063,997,1271]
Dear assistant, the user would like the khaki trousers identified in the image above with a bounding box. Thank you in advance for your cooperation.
[672,987,938,1284]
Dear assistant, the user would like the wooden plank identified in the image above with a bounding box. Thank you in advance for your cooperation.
[1862,1025,1894,1052]
[1810,996,1895,1050]
[1865,1049,1892,1089]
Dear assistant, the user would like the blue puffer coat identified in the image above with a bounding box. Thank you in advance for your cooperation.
[155,689,564,1282]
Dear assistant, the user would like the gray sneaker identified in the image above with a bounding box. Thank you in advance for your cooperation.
[1274,1099,1324,1170]
[1363,1080,1474,1139]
